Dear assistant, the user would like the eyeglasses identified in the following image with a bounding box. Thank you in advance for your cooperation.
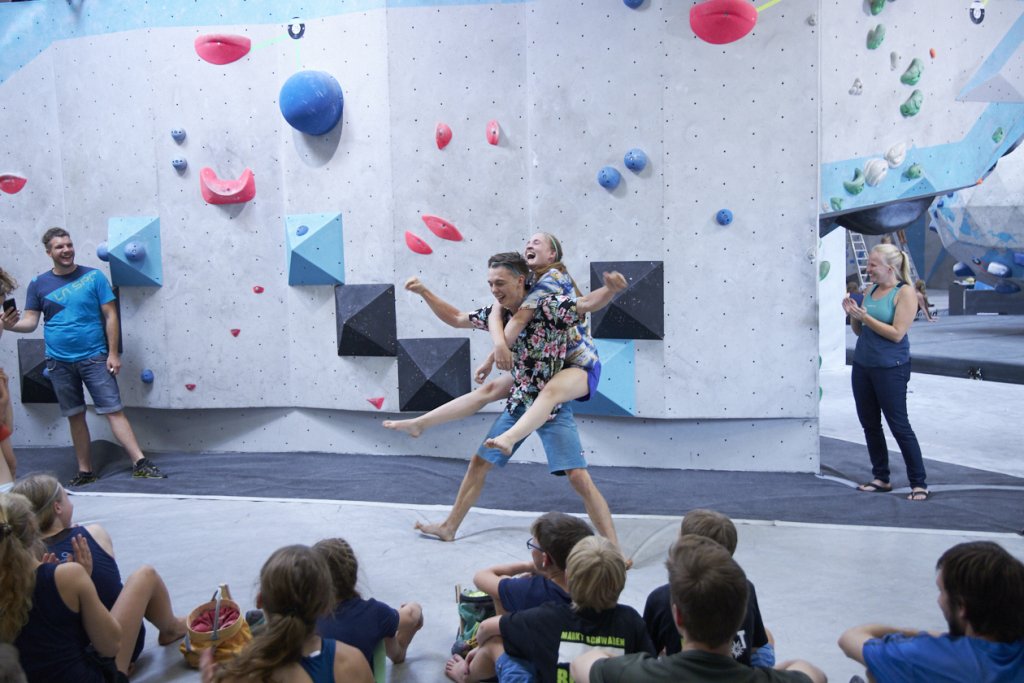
[527,537,543,553]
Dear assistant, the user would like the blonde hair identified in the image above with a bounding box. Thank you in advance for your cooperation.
[0,268,16,299]
[11,475,64,534]
[872,244,912,284]
[0,494,42,642]
[566,536,626,611]
[535,233,582,297]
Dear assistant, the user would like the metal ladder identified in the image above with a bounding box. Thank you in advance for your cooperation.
[848,230,871,289]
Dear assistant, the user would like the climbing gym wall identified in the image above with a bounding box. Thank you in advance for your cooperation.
[0,0,822,472]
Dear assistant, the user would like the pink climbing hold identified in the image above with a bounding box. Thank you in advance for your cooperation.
[436,123,452,150]
[185,383,196,391]
[486,120,500,145]
[199,167,256,205]
[367,397,385,410]
[689,0,758,45]
[253,285,265,294]
[230,328,240,337]
[194,34,252,65]
[404,231,433,255]
[929,47,937,59]
[0,174,27,194]
[421,215,463,242]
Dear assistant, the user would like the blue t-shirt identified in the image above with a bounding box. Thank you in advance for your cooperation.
[25,266,115,362]
[316,597,398,671]
[498,574,571,614]
[863,632,1024,683]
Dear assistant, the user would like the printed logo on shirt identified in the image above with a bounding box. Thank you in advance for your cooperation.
[556,635,626,683]
[46,269,100,305]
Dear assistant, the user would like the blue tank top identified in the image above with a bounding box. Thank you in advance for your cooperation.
[300,638,337,683]
[854,283,910,367]
[14,563,107,683]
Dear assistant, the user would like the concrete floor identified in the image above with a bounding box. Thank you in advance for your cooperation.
[57,362,1024,683]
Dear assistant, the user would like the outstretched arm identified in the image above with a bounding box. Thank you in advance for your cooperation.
[404,277,473,329]
[577,271,627,315]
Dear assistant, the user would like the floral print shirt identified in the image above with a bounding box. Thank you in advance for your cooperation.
[521,269,600,371]
[469,294,582,413]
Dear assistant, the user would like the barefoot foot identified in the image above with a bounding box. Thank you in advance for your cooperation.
[158,616,188,646]
[445,653,470,683]
[383,419,424,438]
[415,520,456,542]
[483,435,513,456]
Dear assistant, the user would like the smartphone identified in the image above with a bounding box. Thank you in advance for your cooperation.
[2,298,15,314]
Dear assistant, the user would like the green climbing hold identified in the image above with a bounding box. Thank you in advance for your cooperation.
[830,197,844,211]
[819,261,831,280]
[843,168,866,195]
[993,127,1005,144]
[870,0,885,15]
[867,24,885,49]
[903,163,923,180]
[900,89,923,117]
[900,58,923,86]
[819,386,823,401]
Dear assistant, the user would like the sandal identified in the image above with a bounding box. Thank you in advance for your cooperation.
[857,481,893,493]
[907,489,930,501]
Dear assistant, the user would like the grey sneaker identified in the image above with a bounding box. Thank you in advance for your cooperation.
[67,471,98,487]
[132,457,167,479]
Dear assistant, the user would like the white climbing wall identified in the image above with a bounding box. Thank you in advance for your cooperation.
[0,0,823,472]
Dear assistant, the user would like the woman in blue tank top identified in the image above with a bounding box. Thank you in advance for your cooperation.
[842,244,929,501]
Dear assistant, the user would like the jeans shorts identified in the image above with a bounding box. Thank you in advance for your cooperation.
[476,402,587,474]
[46,354,124,417]
[494,653,537,683]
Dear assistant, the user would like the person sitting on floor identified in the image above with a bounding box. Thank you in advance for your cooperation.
[643,508,774,667]
[572,535,826,683]
[202,544,373,683]
[473,511,594,616]
[312,537,424,673]
[839,540,1024,682]
[447,535,654,683]
[12,473,186,670]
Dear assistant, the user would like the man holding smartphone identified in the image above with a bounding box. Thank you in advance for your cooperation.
[2,228,165,485]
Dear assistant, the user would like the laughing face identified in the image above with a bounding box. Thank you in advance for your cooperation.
[46,235,76,273]
[523,233,559,271]
[488,265,526,310]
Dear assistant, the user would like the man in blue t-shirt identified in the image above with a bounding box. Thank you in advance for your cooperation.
[840,541,1024,683]
[2,228,164,485]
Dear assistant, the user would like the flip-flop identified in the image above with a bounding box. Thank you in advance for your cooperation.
[907,489,930,501]
[857,481,893,493]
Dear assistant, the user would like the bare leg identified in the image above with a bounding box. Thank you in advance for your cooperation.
[566,468,623,554]
[0,440,14,481]
[385,601,424,663]
[111,565,186,673]
[68,412,93,473]
[485,369,588,456]
[104,411,144,464]
[0,372,13,477]
[444,639,502,683]
[385,376,513,438]
[414,455,493,541]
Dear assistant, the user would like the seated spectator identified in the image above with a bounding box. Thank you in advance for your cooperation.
[313,537,423,672]
[474,511,593,615]
[572,535,825,683]
[0,642,27,683]
[643,509,772,666]
[839,540,1024,682]
[914,280,937,322]
[2,492,180,682]
[203,544,373,683]
[447,535,654,683]
[12,473,186,667]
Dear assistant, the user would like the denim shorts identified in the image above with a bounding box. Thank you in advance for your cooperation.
[46,354,123,417]
[494,653,537,683]
[477,402,587,474]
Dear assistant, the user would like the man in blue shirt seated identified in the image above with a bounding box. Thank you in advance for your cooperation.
[2,228,164,485]
[839,541,1024,682]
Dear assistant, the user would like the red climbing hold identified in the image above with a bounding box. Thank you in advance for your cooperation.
[405,231,433,255]
[253,285,265,294]
[689,0,758,45]
[486,120,500,145]
[421,215,463,242]
[436,123,452,150]
[0,174,27,194]
[929,47,937,59]
[367,397,385,410]
[200,167,256,205]
[185,384,196,391]
[230,328,240,337]
[194,34,252,65]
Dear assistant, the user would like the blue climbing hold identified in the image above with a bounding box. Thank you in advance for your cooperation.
[623,0,644,7]
[296,225,309,236]
[141,369,155,384]
[1013,252,1024,267]
[597,166,621,190]
[279,71,344,135]
[952,262,973,277]
[124,242,146,262]
[623,148,648,172]
[716,209,733,226]
[171,157,187,171]
[171,128,186,143]
[96,243,110,262]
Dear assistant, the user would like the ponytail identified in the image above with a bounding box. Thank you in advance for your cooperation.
[0,493,42,642]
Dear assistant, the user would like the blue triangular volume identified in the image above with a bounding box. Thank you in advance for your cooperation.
[286,212,344,285]
[572,340,635,417]
[107,217,162,287]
